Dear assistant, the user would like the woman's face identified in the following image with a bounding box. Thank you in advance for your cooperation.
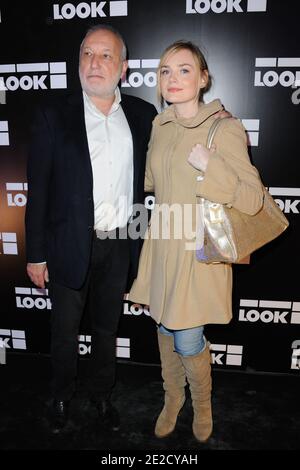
[159,48,207,107]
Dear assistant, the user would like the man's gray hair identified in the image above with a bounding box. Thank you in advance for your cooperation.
[80,24,127,61]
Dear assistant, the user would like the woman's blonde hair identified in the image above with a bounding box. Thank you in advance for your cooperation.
[157,40,212,108]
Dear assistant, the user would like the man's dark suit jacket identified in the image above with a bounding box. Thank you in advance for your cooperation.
[25,92,157,290]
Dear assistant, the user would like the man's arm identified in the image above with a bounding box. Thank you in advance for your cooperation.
[25,106,53,287]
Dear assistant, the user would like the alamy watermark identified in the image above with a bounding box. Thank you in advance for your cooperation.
[95,199,199,251]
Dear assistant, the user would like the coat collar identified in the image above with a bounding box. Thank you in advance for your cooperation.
[157,99,223,128]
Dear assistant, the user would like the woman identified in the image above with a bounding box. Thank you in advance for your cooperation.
[129,41,264,442]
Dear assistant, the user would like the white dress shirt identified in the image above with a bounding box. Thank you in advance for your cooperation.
[83,88,133,231]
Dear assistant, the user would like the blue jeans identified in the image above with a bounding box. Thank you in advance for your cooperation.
[158,324,206,357]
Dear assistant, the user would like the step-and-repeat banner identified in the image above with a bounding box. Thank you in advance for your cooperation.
[0,0,299,373]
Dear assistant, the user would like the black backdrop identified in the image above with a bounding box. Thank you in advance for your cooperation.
[0,0,299,374]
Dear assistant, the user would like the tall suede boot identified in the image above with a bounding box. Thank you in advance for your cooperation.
[154,331,186,438]
[180,344,213,442]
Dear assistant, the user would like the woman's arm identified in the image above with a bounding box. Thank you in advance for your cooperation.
[192,118,264,215]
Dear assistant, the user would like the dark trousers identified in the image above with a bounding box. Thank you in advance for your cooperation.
[49,231,130,402]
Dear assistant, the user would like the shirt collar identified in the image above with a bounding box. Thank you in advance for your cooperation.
[83,87,122,117]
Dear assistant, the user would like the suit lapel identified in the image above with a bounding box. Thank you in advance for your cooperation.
[121,95,140,200]
[65,92,141,198]
[67,93,93,190]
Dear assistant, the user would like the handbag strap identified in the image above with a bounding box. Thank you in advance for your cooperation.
[206,116,231,149]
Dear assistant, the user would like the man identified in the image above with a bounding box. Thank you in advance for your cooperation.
[25,24,157,433]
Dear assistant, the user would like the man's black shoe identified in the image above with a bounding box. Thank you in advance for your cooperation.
[51,400,69,433]
[97,399,120,431]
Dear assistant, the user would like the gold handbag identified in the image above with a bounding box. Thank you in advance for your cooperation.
[196,118,289,264]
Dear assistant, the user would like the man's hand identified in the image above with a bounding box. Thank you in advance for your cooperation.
[214,109,233,119]
[188,143,216,172]
[27,263,49,288]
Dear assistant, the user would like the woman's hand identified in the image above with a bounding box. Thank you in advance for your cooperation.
[187,143,216,172]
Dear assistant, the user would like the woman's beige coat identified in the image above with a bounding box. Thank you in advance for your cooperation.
[129,99,264,329]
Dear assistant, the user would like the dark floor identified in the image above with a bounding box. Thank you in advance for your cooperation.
[0,354,299,454]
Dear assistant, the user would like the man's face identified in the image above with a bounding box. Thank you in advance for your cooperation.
[79,29,127,99]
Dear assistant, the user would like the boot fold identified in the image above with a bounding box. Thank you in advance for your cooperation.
[155,331,186,438]
[180,344,213,442]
